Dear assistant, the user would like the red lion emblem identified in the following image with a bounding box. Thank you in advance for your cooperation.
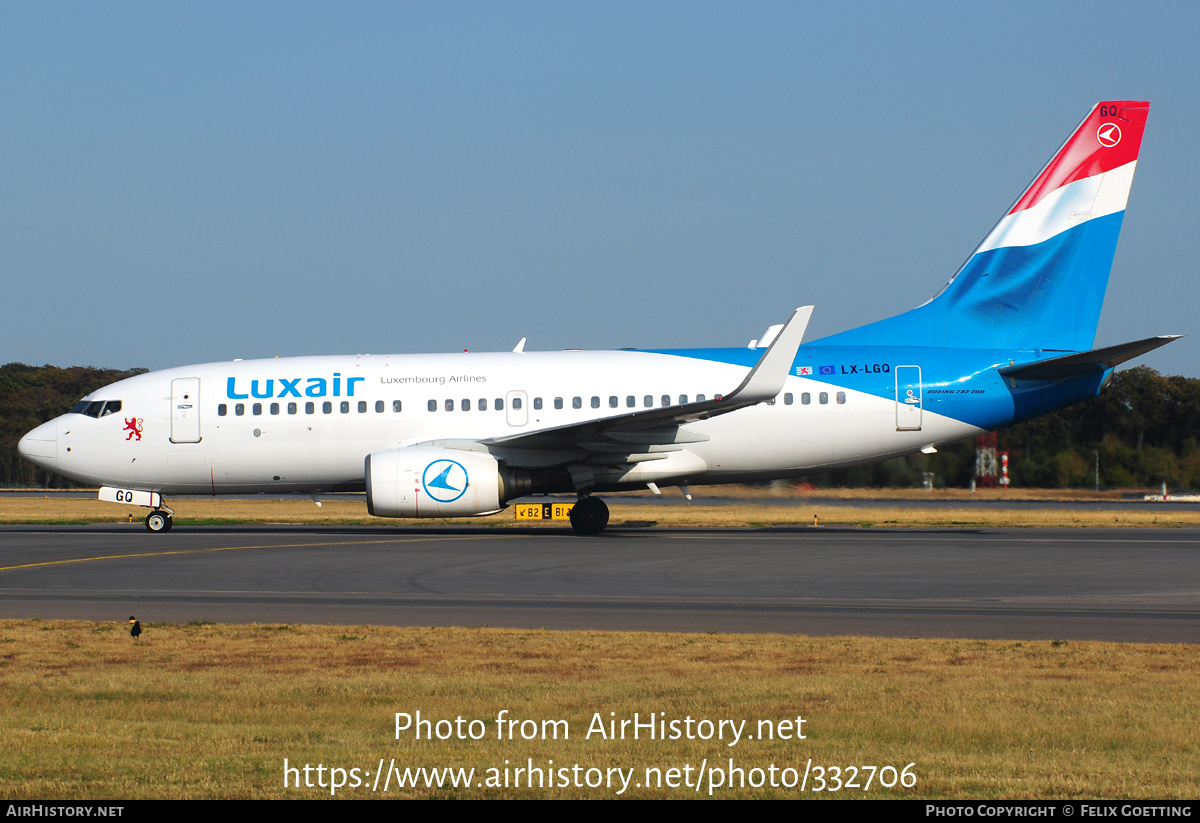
[123,417,143,442]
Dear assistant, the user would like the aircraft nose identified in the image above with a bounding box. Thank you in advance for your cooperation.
[18,420,58,469]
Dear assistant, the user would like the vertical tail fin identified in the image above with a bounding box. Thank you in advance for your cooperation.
[815,101,1150,352]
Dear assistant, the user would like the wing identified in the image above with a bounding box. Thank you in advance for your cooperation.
[481,306,812,452]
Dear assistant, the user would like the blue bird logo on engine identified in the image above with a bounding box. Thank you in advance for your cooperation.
[422,459,469,503]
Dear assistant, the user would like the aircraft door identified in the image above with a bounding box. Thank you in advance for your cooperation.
[506,391,528,427]
[895,366,923,431]
[171,378,202,443]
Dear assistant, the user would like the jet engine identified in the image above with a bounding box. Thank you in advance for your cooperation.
[365,445,530,518]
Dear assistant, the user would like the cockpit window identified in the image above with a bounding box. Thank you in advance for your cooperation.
[70,399,122,418]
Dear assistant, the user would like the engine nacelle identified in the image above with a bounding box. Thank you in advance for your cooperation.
[365,445,529,518]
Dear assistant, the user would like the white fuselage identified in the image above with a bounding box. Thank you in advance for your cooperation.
[25,349,978,497]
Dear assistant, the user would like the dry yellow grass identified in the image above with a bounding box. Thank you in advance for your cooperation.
[2,495,1198,529]
[0,484,1148,501]
[1,621,1197,799]
[630,484,1138,502]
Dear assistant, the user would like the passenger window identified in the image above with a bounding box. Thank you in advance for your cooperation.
[479,398,487,411]
[495,398,504,411]
[626,396,636,408]
[270,403,280,415]
[696,394,705,402]
[253,403,262,415]
[573,397,582,409]
[513,397,523,410]
[836,392,846,405]
[661,395,669,407]
[801,393,811,405]
[393,400,403,413]
[609,396,618,408]
[340,401,349,413]
[819,392,829,405]
[218,404,227,416]
[306,402,315,414]
[588,396,598,409]
[766,397,775,405]
[679,395,688,405]
[235,403,245,416]
[554,397,563,410]
[358,401,367,413]
[375,400,384,413]
[428,399,437,412]
[533,397,543,410]
[644,395,653,408]
[288,402,298,414]
[323,401,333,414]
[445,399,454,412]
[784,393,793,405]
[462,399,471,411]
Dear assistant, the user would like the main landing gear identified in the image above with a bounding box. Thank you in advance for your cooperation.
[569,496,609,536]
[145,509,174,533]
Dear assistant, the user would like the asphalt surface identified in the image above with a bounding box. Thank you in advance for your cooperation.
[1,524,1197,642]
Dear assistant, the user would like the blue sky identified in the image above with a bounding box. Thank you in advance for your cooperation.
[2,2,1196,376]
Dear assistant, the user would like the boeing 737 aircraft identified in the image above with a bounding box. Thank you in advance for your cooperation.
[19,101,1178,534]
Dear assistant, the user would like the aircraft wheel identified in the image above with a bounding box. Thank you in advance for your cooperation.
[145,511,169,533]
[569,496,609,535]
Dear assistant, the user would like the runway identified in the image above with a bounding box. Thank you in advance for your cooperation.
[1,525,1197,642]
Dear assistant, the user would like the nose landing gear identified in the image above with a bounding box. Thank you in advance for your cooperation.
[145,509,174,532]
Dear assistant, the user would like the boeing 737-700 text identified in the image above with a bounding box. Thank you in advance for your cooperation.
[19,101,1178,534]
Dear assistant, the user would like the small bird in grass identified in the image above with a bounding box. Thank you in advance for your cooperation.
[129,617,141,640]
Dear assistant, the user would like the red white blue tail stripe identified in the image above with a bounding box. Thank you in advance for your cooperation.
[814,101,1150,352]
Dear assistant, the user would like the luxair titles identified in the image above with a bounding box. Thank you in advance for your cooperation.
[226,373,486,399]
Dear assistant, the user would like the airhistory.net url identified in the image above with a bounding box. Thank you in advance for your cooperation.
[283,757,917,796]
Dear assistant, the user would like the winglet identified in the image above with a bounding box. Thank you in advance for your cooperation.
[756,324,785,348]
[725,306,812,403]
[513,337,527,353]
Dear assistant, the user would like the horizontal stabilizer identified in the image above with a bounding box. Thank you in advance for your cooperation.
[998,335,1181,381]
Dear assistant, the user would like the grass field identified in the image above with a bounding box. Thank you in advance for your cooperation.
[2,620,1198,799]
[4,491,1197,799]
[3,493,1199,529]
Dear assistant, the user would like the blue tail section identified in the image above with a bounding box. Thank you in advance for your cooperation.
[812,101,1150,353]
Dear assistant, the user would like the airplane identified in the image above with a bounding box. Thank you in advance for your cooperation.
[19,100,1179,535]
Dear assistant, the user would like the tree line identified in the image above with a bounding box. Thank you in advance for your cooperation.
[2,362,1197,490]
